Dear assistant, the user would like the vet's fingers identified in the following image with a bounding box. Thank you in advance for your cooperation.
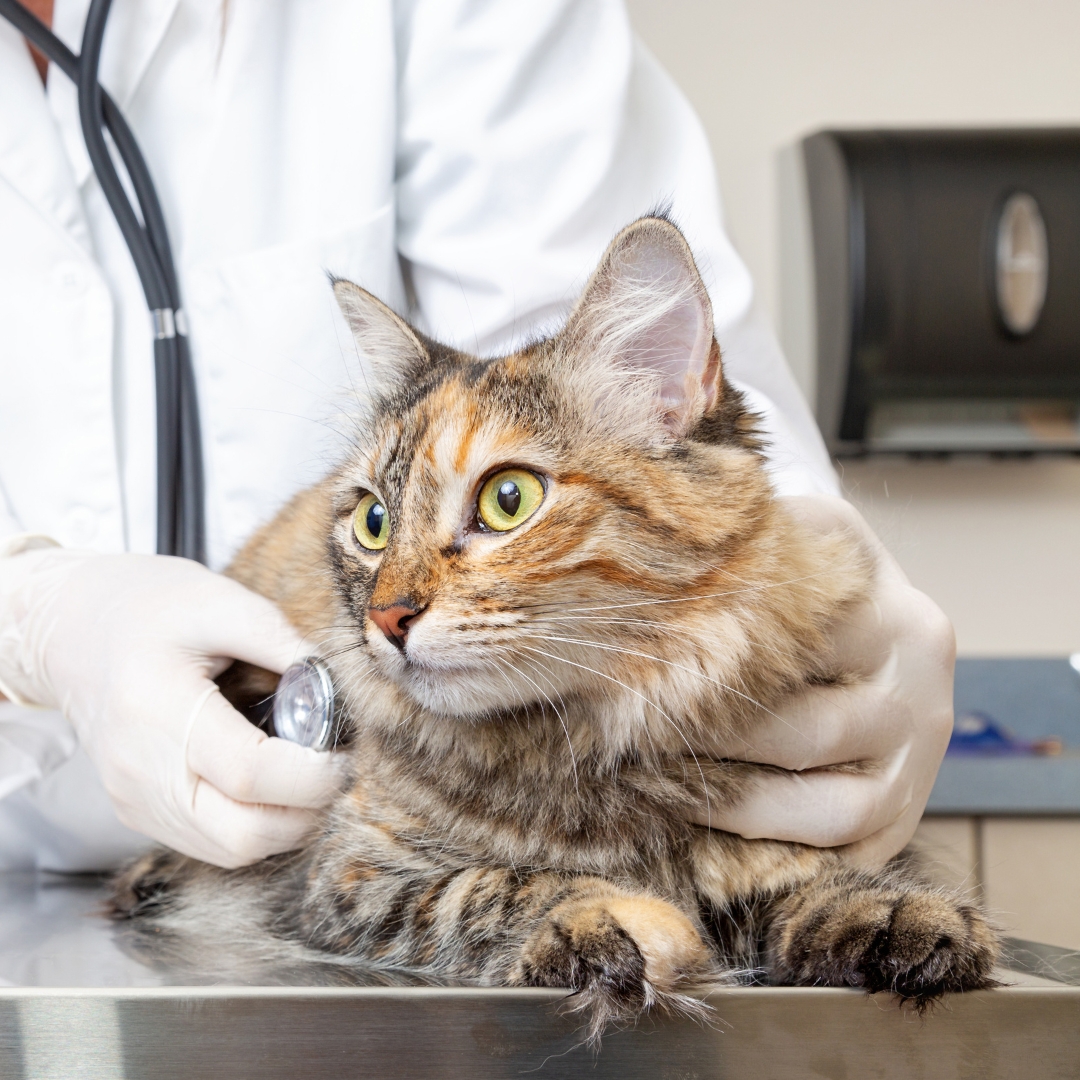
[815,599,893,676]
[187,689,346,809]
[692,759,913,849]
[841,796,928,871]
[183,574,310,675]
[702,678,907,772]
[186,780,324,868]
[777,493,888,560]
[775,495,922,672]
[818,580,954,679]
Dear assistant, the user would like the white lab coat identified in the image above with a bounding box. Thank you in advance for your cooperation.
[0,0,838,869]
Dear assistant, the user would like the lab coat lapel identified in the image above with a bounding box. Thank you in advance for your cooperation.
[49,0,181,187]
[0,21,123,553]
[0,21,91,254]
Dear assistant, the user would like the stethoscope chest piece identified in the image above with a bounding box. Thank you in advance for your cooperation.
[272,658,340,751]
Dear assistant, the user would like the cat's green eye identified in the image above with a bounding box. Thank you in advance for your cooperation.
[353,493,389,550]
[477,469,545,532]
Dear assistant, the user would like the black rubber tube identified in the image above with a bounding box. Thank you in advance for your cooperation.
[1,0,205,562]
[176,335,206,563]
[78,0,169,310]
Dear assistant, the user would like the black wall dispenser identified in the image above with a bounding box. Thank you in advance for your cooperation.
[802,129,1080,455]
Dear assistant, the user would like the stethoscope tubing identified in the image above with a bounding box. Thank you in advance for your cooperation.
[0,0,206,562]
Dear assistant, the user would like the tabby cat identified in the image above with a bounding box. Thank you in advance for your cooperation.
[113,217,997,1037]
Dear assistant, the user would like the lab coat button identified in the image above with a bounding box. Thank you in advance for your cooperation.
[65,507,99,546]
[52,262,89,297]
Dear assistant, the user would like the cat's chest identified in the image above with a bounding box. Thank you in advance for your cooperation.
[339,745,693,887]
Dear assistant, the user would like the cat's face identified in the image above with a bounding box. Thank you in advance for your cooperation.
[327,218,771,731]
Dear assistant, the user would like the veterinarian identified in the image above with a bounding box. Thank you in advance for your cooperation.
[0,0,954,872]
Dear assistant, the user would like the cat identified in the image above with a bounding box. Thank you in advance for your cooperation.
[112,216,998,1039]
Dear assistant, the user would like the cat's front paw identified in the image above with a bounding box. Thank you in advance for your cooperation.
[516,891,714,1039]
[770,877,1000,1003]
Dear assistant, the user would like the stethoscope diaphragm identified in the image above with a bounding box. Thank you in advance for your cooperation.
[272,657,342,751]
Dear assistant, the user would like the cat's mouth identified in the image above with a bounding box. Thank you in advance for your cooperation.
[370,648,529,718]
[366,618,566,719]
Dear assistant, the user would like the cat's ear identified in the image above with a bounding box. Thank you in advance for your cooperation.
[564,217,721,436]
[333,278,429,393]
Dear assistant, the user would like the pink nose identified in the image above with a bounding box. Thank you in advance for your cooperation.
[368,604,421,648]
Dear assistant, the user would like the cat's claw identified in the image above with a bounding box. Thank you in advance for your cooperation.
[769,878,1000,1003]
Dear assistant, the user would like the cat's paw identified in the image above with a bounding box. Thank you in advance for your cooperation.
[517,892,714,1040]
[770,877,1000,1003]
[110,848,195,919]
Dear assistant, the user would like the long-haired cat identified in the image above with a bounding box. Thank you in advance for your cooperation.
[113,216,997,1037]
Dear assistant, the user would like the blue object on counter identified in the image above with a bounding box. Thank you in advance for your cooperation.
[947,710,1062,756]
[953,657,1080,747]
[926,657,1080,815]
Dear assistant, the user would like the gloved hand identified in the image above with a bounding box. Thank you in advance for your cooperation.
[0,549,344,868]
[684,495,955,869]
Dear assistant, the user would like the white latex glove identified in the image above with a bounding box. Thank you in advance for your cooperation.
[686,495,955,869]
[0,549,344,868]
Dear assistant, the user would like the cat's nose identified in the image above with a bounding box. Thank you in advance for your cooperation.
[368,603,423,649]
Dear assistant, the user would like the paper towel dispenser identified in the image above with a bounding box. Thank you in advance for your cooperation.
[802,128,1080,455]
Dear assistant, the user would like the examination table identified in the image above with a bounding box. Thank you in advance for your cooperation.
[0,872,1077,1079]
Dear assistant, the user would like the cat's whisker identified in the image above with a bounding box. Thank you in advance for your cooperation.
[472,651,537,720]
[516,644,713,829]
[486,650,580,785]
[530,613,801,659]
[528,632,802,743]
[527,614,680,633]
[528,613,807,670]
[518,568,838,618]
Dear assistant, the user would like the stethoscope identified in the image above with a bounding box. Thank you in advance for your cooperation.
[1,0,343,750]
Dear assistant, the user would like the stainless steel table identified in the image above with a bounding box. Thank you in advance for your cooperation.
[2,873,1078,1079]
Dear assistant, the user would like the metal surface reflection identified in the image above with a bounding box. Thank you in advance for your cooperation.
[0,875,1078,1078]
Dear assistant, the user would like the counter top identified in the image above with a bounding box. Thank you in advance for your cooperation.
[928,751,1080,814]
[0,873,1078,1078]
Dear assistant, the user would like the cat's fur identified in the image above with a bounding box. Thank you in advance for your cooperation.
[113,217,998,1037]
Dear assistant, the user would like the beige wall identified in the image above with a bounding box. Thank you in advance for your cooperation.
[911,816,1080,950]
[627,0,1080,656]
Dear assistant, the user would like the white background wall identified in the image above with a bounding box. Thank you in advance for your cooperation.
[627,0,1080,656]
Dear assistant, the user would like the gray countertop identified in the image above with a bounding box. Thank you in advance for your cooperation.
[928,751,1080,814]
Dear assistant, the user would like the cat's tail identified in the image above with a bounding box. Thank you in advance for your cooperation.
[110,848,332,975]
[111,846,296,924]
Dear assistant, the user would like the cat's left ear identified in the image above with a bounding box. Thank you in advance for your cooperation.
[333,278,430,393]
[563,216,721,436]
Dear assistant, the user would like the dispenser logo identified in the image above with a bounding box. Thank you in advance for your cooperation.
[994,191,1048,337]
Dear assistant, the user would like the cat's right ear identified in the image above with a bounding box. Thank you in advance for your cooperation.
[333,279,430,394]
[562,216,721,439]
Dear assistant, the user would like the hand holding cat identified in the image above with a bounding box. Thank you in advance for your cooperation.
[0,549,344,867]
[683,495,956,868]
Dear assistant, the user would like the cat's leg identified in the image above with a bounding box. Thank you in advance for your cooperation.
[114,846,715,1036]
[761,866,999,1000]
[689,830,998,1001]
[509,873,717,1036]
[298,854,716,1039]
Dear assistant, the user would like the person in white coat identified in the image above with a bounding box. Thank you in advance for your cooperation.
[0,0,954,873]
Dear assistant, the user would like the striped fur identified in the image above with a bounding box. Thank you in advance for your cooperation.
[113,218,998,1039]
